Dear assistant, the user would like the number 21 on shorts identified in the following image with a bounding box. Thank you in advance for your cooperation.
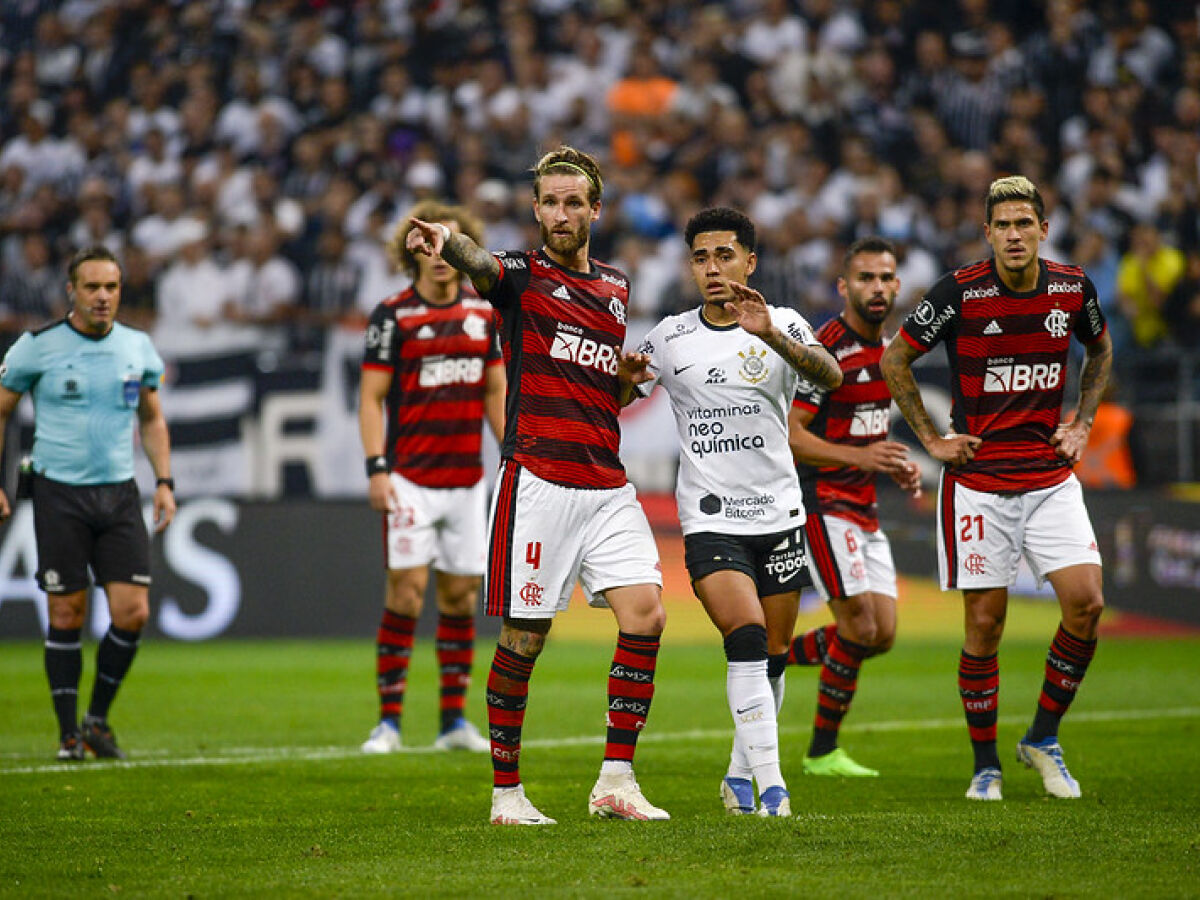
[959,514,984,542]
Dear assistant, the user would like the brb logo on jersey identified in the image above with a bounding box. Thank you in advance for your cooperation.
[419,356,485,387]
[549,322,619,375]
[1044,308,1070,339]
[850,407,889,437]
[983,357,1063,393]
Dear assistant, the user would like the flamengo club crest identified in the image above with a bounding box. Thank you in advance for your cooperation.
[737,346,769,384]
[608,297,626,325]
[1044,308,1070,339]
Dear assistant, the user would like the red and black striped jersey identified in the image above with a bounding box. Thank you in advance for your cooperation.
[484,249,631,489]
[794,316,892,530]
[898,257,1107,494]
[361,285,501,488]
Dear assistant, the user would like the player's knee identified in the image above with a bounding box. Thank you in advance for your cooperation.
[724,623,768,662]
[115,604,150,631]
[1069,590,1105,627]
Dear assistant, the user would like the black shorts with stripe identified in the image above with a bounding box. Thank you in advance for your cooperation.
[31,475,151,594]
[683,527,811,596]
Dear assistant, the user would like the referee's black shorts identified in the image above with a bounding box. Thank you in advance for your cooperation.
[31,475,151,594]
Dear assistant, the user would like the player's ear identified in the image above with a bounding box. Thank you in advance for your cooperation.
[744,251,757,278]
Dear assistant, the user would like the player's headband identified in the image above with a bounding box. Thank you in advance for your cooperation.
[542,161,602,197]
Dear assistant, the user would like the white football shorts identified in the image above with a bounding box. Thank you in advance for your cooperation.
[484,461,662,619]
[383,471,488,576]
[803,513,897,601]
[937,471,1102,590]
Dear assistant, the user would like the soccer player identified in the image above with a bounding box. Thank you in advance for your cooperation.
[359,200,504,755]
[0,245,176,760]
[407,146,668,825]
[787,236,921,778]
[880,176,1112,801]
[628,207,842,816]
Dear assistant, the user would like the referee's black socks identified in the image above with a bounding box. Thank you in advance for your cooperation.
[87,625,142,722]
[44,626,83,739]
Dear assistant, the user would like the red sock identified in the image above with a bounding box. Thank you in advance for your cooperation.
[376,611,416,723]
[487,645,535,787]
[604,632,660,762]
[436,615,474,732]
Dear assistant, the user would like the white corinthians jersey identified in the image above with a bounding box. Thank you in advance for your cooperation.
[637,305,819,536]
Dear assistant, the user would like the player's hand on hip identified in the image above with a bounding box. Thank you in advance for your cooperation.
[1050,419,1090,464]
[406,217,443,257]
[724,281,772,337]
[929,431,981,467]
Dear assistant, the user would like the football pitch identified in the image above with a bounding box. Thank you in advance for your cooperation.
[1,586,1198,898]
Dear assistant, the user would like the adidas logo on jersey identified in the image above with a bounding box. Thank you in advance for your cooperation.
[857,369,871,383]
[552,285,570,300]
[983,320,1003,335]
[417,325,436,339]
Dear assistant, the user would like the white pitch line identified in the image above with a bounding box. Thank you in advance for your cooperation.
[3,706,1198,777]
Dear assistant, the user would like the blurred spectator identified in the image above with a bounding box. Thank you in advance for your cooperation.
[0,232,63,335]
[1116,222,1186,349]
[153,218,239,354]
[225,218,301,352]
[300,225,363,349]
[1163,248,1200,350]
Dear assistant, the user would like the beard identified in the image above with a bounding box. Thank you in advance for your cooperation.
[540,220,589,257]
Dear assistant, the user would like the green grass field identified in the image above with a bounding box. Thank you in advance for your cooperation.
[2,598,1198,898]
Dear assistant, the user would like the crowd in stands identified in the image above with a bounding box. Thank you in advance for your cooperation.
[1,0,1199,367]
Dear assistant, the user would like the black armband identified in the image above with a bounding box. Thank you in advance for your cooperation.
[366,455,389,477]
[156,477,175,491]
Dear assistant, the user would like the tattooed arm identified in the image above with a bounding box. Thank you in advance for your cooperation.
[880,337,981,467]
[726,281,843,390]
[406,217,502,296]
[1051,330,1113,464]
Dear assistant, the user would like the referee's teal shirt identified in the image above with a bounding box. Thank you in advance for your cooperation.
[0,319,165,485]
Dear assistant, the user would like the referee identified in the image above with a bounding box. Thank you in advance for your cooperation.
[0,245,175,761]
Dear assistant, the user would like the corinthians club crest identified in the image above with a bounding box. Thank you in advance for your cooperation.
[737,346,769,384]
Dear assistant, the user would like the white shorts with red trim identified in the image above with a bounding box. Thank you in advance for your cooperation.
[803,513,897,601]
[937,471,1101,591]
[384,472,488,575]
[484,461,662,619]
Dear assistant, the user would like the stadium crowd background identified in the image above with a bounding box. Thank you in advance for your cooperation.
[0,0,1197,485]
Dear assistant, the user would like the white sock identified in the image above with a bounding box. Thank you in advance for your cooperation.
[727,659,784,792]
[769,672,785,715]
[600,759,632,776]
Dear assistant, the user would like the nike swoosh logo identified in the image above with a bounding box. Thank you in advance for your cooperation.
[674,364,695,375]
[735,704,761,715]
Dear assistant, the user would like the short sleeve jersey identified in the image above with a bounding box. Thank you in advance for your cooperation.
[897,257,1107,494]
[637,305,818,536]
[361,286,502,488]
[0,319,165,484]
[482,249,632,490]
[793,316,891,531]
